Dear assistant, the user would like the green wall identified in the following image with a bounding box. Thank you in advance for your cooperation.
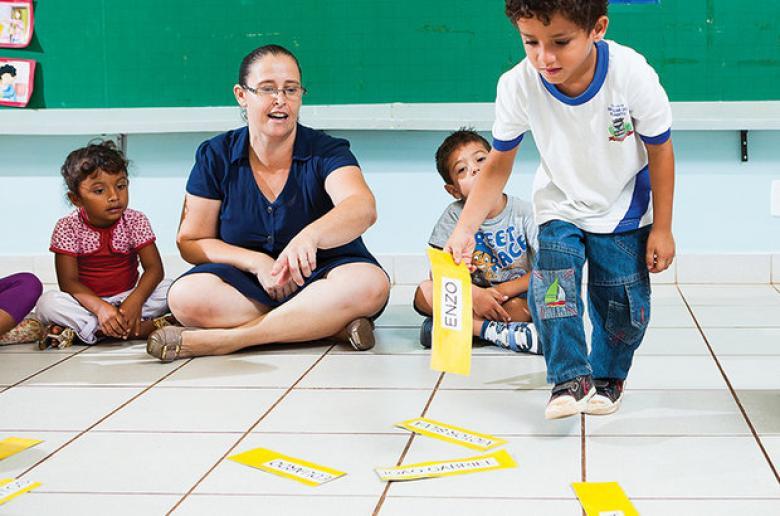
[4,0,779,108]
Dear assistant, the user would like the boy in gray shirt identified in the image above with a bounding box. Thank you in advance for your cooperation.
[414,129,540,354]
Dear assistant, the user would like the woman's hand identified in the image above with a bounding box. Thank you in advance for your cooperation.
[96,301,127,339]
[249,254,297,302]
[473,286,511,323]
[271,231,319,287]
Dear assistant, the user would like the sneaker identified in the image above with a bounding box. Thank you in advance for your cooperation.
[585,378,625,415]
[419,317,432,349]
[545,375,595,420]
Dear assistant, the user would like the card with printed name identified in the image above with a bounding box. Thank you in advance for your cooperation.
[375,449,516,482]
[427,247,473,376]
[0,437,42,461]
[395,417,507,451]
[228,448,346,487]
[0,478,41,506]
[571,482,638,516]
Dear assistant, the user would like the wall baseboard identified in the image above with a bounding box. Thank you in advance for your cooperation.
[1,253,777,286]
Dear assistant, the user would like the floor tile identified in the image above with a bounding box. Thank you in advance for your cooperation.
[23,431,237,493]
[96,387,285,433]
[761,436,779,467]
[718,356,780,389]
[648,285,685,306]
[388,436,581,498]
[194,433,407,496]
[693,306,780,328]
[176,494,378,515]
[381,497,582,515]
[704,328,780,355]
[738,390,780,434]
[438,356,550,390]
[158,354,321,388]
[587,436,779,497]
[425,390,579,436]
[256,389,431,434]
[627,356,727,389]
[374,304,424,328]
[297,355,440,389]
[22,354,182,387]
[0,386,142,431]
[331,328,425,355]
[631,499,780,516]
[680,285,780,306]
[585,390,750,435]
[647,305,696,327]
[0,343,88,354]
[1,493,179,516]
[633,328,709,355]
[0,431,76,479]
[0,353,76,386]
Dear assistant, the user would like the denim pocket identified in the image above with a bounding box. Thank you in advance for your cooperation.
[605,280,651,346]
[532,268,578,320]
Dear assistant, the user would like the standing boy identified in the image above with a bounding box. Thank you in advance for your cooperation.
[445,0,675,419]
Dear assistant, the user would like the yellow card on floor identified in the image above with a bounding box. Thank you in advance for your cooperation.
[375,449,516,481]
[0,437,42,461]
[571,482,639,516]
[395,417,507,451]
[228,448,345,487]
[0,478,41,506]
[427,247,473,376]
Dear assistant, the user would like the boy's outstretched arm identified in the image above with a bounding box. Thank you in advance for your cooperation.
[119,243,165,338]
[445,147,519,267]
[645,139,676,273]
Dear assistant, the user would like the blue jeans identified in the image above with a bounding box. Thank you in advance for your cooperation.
[528,220,651,385]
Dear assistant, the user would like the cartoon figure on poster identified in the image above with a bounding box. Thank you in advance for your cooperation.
[0,0,33,48]
[0,58,34,107]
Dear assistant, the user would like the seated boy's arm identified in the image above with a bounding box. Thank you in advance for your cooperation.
[494,273,530,299]
[119,242,165,337]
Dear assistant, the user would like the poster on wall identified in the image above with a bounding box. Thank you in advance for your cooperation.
[0,0,33,48]
[0,58,34,107]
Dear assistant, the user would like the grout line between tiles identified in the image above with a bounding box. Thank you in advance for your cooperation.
[0,347,91,395]
[15,357,195,479]
[677,285,780,485]
[165,344,336,515]
[372,371,445,516]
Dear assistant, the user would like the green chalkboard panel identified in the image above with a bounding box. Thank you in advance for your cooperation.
[3,0,779,109]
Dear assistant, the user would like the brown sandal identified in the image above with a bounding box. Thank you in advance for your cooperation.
[147,326,196,362]
[345,317,375,351]
[40,326,76,350]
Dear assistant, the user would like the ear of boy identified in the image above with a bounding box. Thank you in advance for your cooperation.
[444,183,463,201]
[67,192,83,207]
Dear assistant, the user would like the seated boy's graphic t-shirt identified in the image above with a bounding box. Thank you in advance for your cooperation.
[491,39,673,234]
[429,195,538,288]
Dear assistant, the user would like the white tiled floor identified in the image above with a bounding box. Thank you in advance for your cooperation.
[1,284,778,515]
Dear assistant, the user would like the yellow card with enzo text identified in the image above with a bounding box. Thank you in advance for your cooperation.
[0,478,41,506]
[571,482,639,516]
[427,247,473,376]
[228,448,345,487]
[395,417,507,451]
[375,449,516,482]
[0,437,42,461]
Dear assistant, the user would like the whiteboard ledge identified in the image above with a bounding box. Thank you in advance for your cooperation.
[1,101,778,135]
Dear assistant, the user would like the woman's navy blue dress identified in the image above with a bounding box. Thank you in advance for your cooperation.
[182,124,382,308]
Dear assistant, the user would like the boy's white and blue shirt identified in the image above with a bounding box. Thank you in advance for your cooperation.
[429,195,538,288]
[492,39,673,234]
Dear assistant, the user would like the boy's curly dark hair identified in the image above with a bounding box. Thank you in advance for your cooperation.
[60,140,128,195]
[505,0,608,30]
[435,128,491,185]
[0,64,17,77]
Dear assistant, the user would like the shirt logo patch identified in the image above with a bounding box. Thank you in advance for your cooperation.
[607,103,634,142]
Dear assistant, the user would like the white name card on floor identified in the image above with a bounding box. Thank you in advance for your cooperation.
[395,417,507,451]
[0,478,41,506]
[228,448,345,487]
[375,449,516,481]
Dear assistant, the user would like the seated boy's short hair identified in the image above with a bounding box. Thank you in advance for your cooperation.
[505,0,608,30]
[60,140,129,194]
[435,128,491,185]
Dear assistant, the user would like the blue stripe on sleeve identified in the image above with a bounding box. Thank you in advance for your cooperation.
[492,133,524,151]
[639,128,671,145]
